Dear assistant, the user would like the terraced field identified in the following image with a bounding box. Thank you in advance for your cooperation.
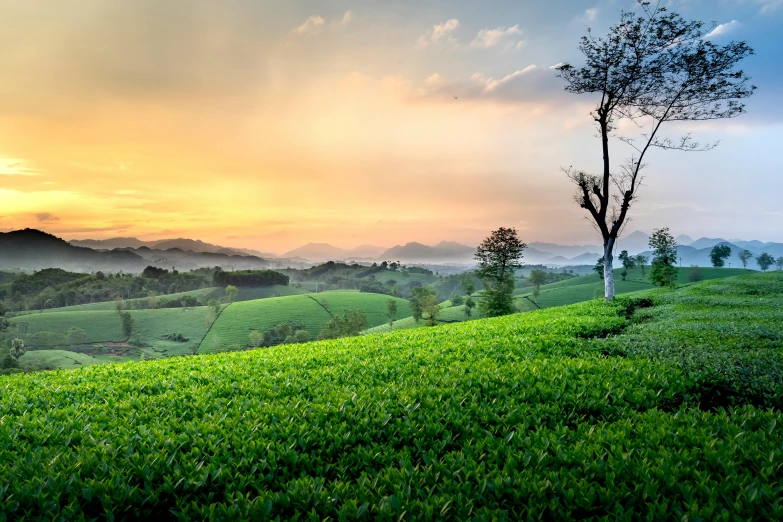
[2,272,782,519]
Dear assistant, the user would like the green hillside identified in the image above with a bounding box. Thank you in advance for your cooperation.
[18,349,102,370]
[1,272,782,519]
[200,291,412,353]
[9,307,215,359]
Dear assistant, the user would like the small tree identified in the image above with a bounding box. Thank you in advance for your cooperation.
[319,310,367,340]
[687,265,704,283]
[635,254,648,276]
[64,327,88,346]
[757,253,775,272]
[475,227,526,317]
[709,245,732,268]
[531,285,541,304]
[208,299,221,316]
[119,311,134,339]
[147,291,158,309]
[618,250,636,270]
[557,2,755,300]
[649,228,679,287]
[776,257,783,271]
[408,286,435,323]
[420,294,440,326]
[385,299,398,331]
[528,270,548,300]
[38,287,56,311]
[593,258,605,280]
[11,338,25,359]
[738,249,754,268]
[464,296,476,319]
[225,285,238,303]
[249,330,264,348]
[461,278,476,296]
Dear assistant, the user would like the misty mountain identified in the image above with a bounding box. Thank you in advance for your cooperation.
[125,247,274,272]
[0,229,146,272]
[688,237,730,250]
[675,234,694,246]
[379,241,476,264]
[528,242,601,259]
[71,236,276,259]
[614,230,651,254]
[282,243,387,261]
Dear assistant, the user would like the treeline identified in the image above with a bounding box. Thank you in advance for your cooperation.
[213,269,288,288]
[1,268,210,313]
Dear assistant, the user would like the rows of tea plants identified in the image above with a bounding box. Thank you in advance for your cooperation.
[1,272,782,519]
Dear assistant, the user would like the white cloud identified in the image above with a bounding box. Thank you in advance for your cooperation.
[418,19,460,47]
[549,63,565,69]
[342,11,353,25]
[704,20,740,39]
[470,25,522,48]
[472,65,538,92]
[574,8,598,24]
[755,0,783,14]
[294,15,325,35]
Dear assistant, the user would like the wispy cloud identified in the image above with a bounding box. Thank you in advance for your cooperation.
[115,189,141,195]
[35,212,60,222]
[574,8,598,24]
[470,25,522,49]
[342,11,353,25]
[417,19,460,48]
[0,158,39,176]
[704,20,741,39]
[755,0,783,14]
[294,15,325,35]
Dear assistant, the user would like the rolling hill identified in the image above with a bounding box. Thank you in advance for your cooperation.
[199,291,412,352]
[2,272,782,518]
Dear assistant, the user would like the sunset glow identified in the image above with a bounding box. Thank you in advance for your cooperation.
[1,0,781,252]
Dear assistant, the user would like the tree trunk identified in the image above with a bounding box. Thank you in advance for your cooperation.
[603,239,615,300]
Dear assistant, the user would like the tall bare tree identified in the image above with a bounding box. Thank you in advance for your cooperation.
[557,1,755,299]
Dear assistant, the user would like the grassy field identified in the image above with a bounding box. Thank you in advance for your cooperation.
[8,306,215,359]
[200,291,412,352]
[18,349,102,370]
[1,272,782,519]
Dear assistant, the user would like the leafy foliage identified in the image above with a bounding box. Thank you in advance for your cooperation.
[757,253,775,272]
[649,228,679,287]
[213,269,289,288]
[710,244,732,268]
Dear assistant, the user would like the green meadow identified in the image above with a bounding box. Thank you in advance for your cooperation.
[200,291,412,352]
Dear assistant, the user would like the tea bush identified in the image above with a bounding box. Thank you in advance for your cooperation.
[1,272,782,520]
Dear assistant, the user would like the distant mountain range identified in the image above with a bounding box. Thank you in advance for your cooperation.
[0,229,292,274]
[71,237,273,258]
[282,243,386,262]
[1,229,146,272]
[7,229,780,274]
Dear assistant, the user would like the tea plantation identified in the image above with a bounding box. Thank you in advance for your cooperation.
[1,273,782,519]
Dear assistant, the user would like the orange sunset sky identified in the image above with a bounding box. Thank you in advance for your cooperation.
[1,1,781,253]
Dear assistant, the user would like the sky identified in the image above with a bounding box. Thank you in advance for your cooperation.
[0,0,781,254]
